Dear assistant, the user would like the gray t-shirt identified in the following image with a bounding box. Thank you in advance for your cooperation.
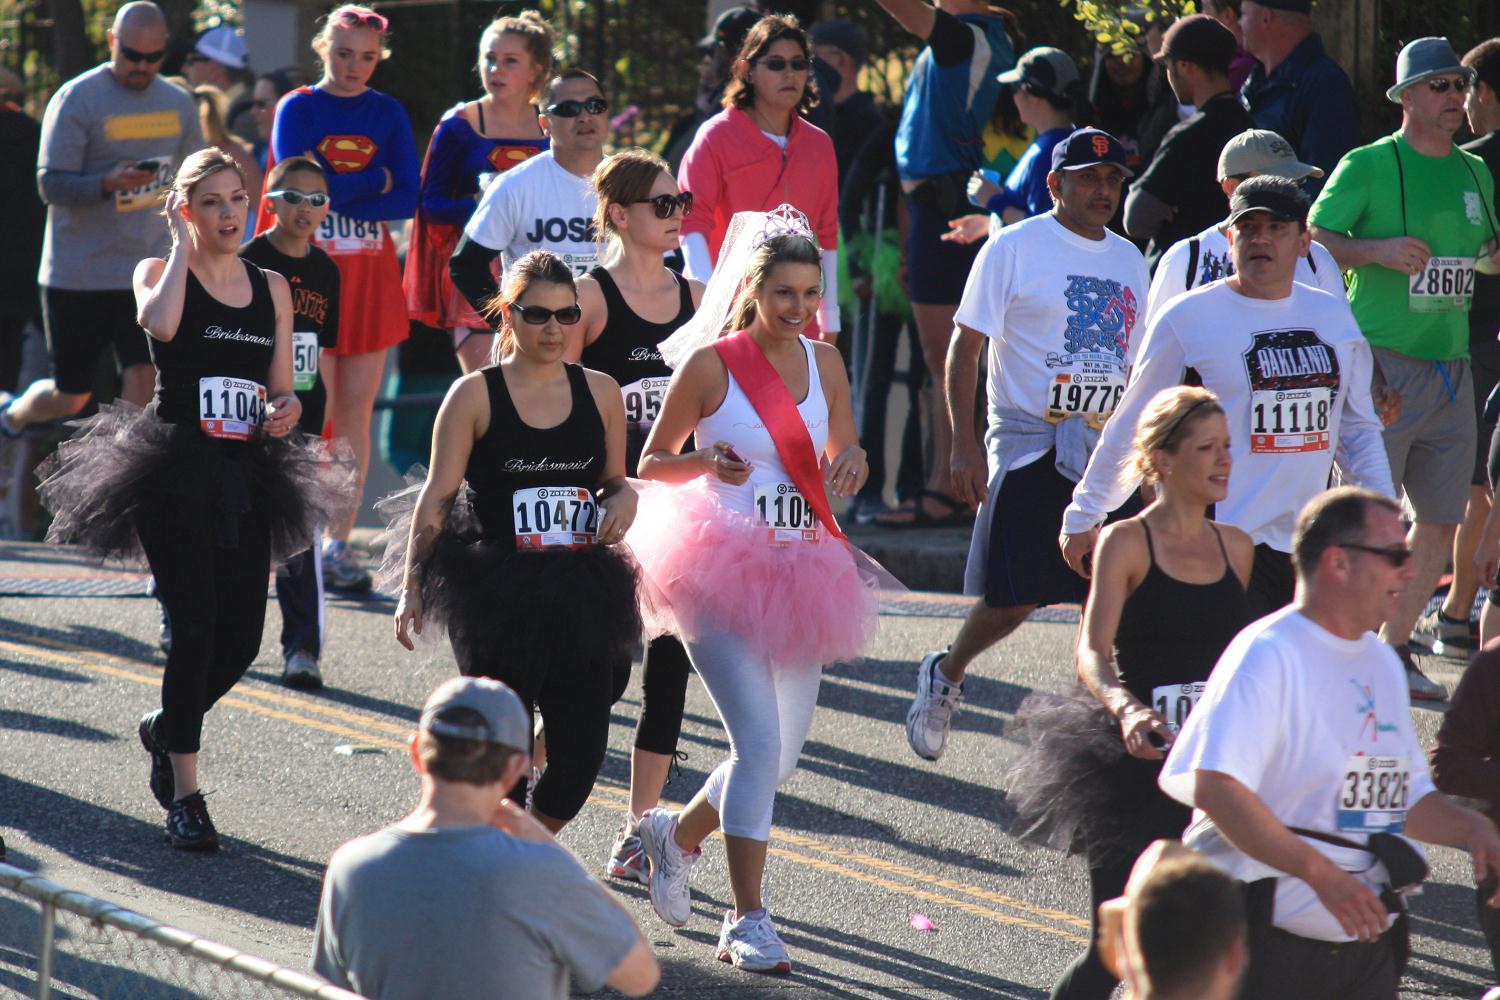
[312,825,640,999]
[37,65,203,290]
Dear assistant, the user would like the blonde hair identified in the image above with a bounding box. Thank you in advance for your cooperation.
[1132,386,1224,484]
[482,250,577,362]
[727,234,822,332]
[312,4,391,61]
[192,84,231,147]
[478,10,555,103]
[591,148,669,261]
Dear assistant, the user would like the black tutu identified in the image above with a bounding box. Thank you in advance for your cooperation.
[35,402,357,565]
[376,470,642,677]
[1005,687,1190,860]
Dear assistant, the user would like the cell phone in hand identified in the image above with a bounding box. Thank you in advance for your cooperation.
[722,445,746,464]
[135,159,161,173]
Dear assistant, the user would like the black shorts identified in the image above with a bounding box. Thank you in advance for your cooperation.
[1248,543,1295,619]
[983,451,1138,609]
[905,182,984,306]
[42,286,152,394]
[1471,336,1500,485]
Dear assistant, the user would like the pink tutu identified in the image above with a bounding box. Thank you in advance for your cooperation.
[627,478,889,670]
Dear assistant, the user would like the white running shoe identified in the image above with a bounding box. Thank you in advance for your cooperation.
[1412,608,1474,660]
[906,650,964,761]
[636,808,699,927]
[716,909,792,975]
[321,540,372,593]
[605,817,648,885]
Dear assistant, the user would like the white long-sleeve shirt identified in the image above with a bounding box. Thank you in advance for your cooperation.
[1062,280,1394,551]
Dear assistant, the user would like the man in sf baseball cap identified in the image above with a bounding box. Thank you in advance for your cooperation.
[1217,128,1323,182]
[1051,127,1135,178]
[697,5,760,54]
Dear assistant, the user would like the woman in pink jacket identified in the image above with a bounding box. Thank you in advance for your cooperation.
[677,14,840,340]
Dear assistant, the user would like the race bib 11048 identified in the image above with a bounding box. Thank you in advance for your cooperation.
[198,376,267,440]
[1337,754,1409,834]
[292,332,319,393]
[512,486,597,549]
[753,482,820,544]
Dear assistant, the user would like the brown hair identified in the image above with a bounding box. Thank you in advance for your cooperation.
[483,250,577,361]
[312,4,391,61]
[192,84,232,147]
[1292,486,1403,576]
[541,67,603,108]
[1132,386,1224,484]
[592,147,670,253]
[479,11,555,104]
[727,233,822,332]
[722,14,820,115]
[417,708,523,786]
[1130,852,1246,995]
[266,154,327,191]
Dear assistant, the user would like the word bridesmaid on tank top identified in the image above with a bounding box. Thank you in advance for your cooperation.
[579,267,693,431]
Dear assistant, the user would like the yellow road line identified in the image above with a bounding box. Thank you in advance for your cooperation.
[2,634,1088,944]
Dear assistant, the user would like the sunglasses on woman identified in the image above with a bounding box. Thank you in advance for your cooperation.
[332,8,389,31]
[756,56,809,73]
[634,192,694,219]
[267,189,330,207]
[514,304,582,325]
[120,44,167,64]
[544,97,609,118]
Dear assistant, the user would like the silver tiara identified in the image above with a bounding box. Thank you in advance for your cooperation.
[756,204,819,250]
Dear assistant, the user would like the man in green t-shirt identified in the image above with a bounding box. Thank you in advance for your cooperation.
[1310,37,1500,701]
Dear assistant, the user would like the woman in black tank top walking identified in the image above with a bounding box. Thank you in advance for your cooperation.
[385,250,641,833]
[1005,386,1256,1000]
[576,149,706,882]
[37,149,354,851]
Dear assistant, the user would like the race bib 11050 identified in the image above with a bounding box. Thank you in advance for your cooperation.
[512,486,597,549]
[292,332,319,393]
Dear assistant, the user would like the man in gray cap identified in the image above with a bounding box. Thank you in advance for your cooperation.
[1238,0,1358,192]
[1310,37,1500,701]
[312,676,659,1000]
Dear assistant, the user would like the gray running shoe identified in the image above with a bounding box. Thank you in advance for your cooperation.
[606,817,648,884]
[322,541,372,593]
[906,651,964,761]
[1412,608,1474,659]
[1392,643,1447,701]
[716,909,792,974]
[282,650,323,690]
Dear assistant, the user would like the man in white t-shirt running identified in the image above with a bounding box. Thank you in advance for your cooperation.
[450,68,608,315]
[1145,128,1344,330]
[1158,487,1500,999]
[1060,176,1395,617]
[905,127,1150,762]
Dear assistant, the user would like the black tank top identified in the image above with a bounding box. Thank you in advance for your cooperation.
[466,363,606,549]
[148,261,277,428]
[1114,522,1253,707]
[578,267,691,384]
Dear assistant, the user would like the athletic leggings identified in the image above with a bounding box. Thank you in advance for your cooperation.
[685,631,823,841]
[135,493,270,755]
[635,634,691,756]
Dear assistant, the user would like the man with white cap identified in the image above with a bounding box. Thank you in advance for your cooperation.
[1310,36,1500,700]
[183,25,254,141]
[1145,128,1343,329]
[311,676,659,1000]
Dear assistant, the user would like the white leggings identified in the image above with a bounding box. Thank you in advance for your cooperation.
[685,631,823,841]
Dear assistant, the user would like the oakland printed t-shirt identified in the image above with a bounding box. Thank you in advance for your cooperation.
[955,213,1150,442]
[465,149,598,278]
[1160,608,1435,942]
[1309,131,1498,360]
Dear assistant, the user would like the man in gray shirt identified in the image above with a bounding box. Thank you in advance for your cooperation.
[0,1,201,448]
[312,677,659,1000]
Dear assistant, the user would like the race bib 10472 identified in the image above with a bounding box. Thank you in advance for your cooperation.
[292,332,319,393]
[1409,256,1474,313]
[512,486,597,549]
[1151,681,1206,736]
[754,482,820,544]
[198,376,267,440]
[1337,754,1409,834]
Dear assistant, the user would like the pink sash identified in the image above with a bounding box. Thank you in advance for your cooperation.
[714,332,845,542]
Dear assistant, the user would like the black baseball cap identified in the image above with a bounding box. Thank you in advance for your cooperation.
[809,19,867,66]
[1050,127,1135,178]
[1156,14,1238,74]
[1225,180,1311,227]
[698,6,761,55]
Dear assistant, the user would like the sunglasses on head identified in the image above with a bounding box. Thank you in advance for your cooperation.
[514,304,582,326]
[120,44,166,64]
[544,97,608,118]
[1426,76,1472,95]
[1337,542,1414,568]
[268,189,330,207]
[756,56,810,73]
[332,8,389,31]
[634,192,694,219]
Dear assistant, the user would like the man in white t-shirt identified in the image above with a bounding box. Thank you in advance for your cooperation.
[1158,487,1500,998]
[1145,128,1344,330]
[905,128,1150,762]
[1061,176,1394,617]
[450,69,608,316]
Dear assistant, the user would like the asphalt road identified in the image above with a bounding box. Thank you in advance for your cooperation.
[1,540,1496,999]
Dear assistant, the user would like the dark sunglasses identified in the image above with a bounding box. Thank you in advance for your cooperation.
[514,304,582,325]
[634,192,694,219]
[252,99,272,110]
[1426,77,1472,95]
[756,56,810,73]
[545,97,608,118]
[268,189,330,207]
[332,8,389,31]
[120,44,167,64]
[1337,543,1414,568]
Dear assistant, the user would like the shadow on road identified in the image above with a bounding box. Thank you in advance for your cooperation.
[0,708,115,743]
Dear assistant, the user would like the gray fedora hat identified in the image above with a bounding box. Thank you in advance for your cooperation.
[1387,37,1476,103]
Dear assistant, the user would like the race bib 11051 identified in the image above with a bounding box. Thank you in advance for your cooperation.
[754,482,819,544]
[512,486,597,549]
[198,376,267,440]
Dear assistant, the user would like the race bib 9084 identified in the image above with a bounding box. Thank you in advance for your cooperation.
[315,212,384,255]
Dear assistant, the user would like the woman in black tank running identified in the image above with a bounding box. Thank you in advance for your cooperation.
[386,250,640,833]
[37,149,353,851]
[1005,386,1255,1000]
[576,149,706,882]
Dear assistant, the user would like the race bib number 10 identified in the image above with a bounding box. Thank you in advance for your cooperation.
[1250,387,1331,454]
[315,212,385,254]
[513,486,597,549]
[1151,681,1206,736]
[754,482,820,544]
[1045,371,1125,430]
[199,376,267,440]
[1409,257,1474,313]
[292,332,319,393]
[1337,754,1409,833]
